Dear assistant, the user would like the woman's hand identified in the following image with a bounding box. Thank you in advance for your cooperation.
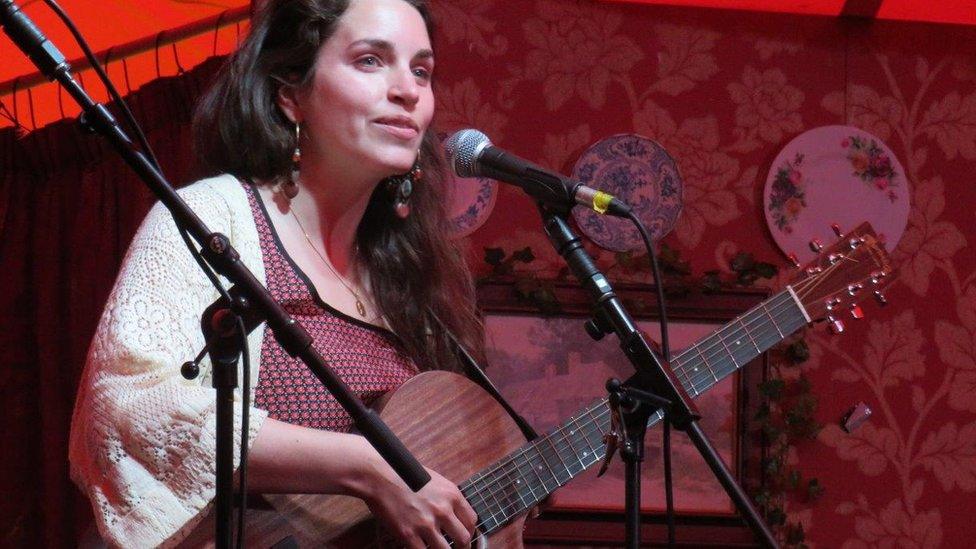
[248,420,477,546]
[362,464,478,548]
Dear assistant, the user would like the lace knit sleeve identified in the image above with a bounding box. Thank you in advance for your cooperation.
[68,176,268,548]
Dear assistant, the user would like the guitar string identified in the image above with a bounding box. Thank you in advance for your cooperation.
[456,287,813,529]
[465,261,854,531]
[674,264,844,391]
[454,266,849,533]
[469,266,849,526]
[367,263,860,544]
[461,263,862,533]
[458,288,805,510]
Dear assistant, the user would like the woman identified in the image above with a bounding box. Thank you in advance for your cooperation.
[69,0,484,546]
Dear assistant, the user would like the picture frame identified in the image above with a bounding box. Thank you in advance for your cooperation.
[477,278,770,544]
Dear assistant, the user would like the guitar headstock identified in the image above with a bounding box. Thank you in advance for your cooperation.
[790,222,896,333]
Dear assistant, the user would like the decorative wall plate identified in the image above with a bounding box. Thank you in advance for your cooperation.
[445,172,497,238]
[571,134,684,252]
[764,125,909,262]
[440,134,498,238]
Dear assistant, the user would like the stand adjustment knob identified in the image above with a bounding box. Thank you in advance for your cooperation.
[584,318,607,341]
[181,360,200,380]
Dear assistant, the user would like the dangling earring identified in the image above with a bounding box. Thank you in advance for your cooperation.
[282,122,300,199]
[388,153,422,219]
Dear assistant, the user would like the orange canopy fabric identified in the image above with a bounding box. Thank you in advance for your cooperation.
[4,0,975,131]
[1,0,250,130]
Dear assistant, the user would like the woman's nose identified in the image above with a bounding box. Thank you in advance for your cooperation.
[388,68,420,107]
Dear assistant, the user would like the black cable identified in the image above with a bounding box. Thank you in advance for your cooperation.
[625,210,675,547]
[236,315,251,549]
[37,2,255,543]
[41,0,161,171]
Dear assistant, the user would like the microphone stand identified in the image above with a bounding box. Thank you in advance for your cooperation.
[1,4,432,548]
[537,204,778,548]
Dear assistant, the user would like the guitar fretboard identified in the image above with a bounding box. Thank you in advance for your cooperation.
[459,287,810,534]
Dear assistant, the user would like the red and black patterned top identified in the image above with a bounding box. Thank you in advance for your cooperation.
[244,182,419,432]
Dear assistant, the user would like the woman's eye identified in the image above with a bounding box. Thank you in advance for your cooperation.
[413,67,432,81]
[357,55,381,68]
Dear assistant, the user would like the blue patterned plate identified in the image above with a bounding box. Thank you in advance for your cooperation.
[446,173,497,238]
[439,134,498,238]
[571,134,683,252]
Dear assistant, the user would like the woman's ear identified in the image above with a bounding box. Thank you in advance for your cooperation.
[275,78,302,124]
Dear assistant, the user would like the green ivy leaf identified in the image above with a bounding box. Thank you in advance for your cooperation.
[512,247,536,263]
[785,522,806,545]
[787,339,810,363]
[768,507,787,526]
[760,379,786,400]
[730,252,756,273]
[701,270,723,293]
[789,469,801,489]
[484,247,505,266]
[755,261,778,279]
[616,251,639,268]
[659,243,691,275]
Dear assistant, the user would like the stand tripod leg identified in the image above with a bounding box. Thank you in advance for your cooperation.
[625,455,641,549]
[685,421,778,548]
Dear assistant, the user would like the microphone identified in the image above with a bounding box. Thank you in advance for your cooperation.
[444,129,632,217]
[1,0,70,80]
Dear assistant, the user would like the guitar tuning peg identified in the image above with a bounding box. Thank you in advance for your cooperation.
[831,223,843,237]
[870,271,888,285]
[850,304,865,319]
[787,253,801,268]
[809,238,824,253]
[847,283,863,296]
[827,315,846,334]
[874,290,888,307]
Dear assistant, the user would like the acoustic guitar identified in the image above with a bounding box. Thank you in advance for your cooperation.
[180,222,894,547]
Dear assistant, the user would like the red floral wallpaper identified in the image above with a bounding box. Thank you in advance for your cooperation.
[429,1,976,546]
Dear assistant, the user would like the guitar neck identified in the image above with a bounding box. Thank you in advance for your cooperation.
[460,286,810,534]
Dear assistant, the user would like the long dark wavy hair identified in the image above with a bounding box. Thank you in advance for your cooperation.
[193,0,485,371]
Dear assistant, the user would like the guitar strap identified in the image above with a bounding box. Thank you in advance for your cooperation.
[428,309,540,442]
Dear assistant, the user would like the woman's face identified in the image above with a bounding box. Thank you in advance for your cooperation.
[280,0,435,183]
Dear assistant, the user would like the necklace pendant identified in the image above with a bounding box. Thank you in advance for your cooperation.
[355,299,367,318]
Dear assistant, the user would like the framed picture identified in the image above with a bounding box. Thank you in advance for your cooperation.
[477,278,770,543]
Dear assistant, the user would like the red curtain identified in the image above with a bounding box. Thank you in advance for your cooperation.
[0,57,223,547]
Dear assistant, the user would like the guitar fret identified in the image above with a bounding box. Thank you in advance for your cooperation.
[761,302,785,338]
[738,318,763,353]
[493,464,524,518]
[461,286,830,536]
[540,437,573,483]
[570,416,597,467]
[527,446,560,492]
[483,477,507,526]
[512,454,544,504]
[716,330,739,368]
[553,427,586,477]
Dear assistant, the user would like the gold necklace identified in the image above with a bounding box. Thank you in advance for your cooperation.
[288,207,368,318]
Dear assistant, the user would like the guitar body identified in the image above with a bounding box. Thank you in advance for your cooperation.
[179,371,530,548]
[177,222,897,548]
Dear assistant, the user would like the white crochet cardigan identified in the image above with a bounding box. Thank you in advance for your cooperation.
[69,175,270,548]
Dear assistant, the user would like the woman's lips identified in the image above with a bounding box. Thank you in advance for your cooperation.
[374,120,419,140]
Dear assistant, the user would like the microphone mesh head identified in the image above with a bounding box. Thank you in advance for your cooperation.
[444,129,491,178]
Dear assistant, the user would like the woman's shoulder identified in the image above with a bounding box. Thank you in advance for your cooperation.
[177,173,249,211]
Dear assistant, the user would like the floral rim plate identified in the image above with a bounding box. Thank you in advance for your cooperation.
[439,135,498,238]
[571,134,683,252]
[764,125,909,263]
